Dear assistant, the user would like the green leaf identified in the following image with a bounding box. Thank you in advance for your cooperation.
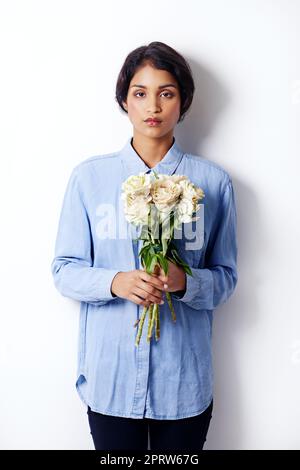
[149,246,155,256]
[142,250,150,270]
[157,253,169,275]
[170,248,183,264]
[139,242,151,257]
[149,255,158,273]
[168,248,194,277]
[162,237,168,257]
[184,265,193,276]
[144,253,153,273]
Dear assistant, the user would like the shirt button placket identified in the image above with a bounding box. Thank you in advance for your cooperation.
[132,322,151,417]
[131,237,151,417]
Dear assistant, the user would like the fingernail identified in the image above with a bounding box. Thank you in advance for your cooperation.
[164,284,168,289]
[160,300,164,305]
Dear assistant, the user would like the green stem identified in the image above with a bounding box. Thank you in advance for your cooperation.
[135,305,148,347]
[166,292,176,323]
[147,304,154,342]
[147,304,157,343]
[150,303,157,341]
[155,304,160,341]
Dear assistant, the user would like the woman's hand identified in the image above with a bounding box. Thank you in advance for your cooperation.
[110,270,167,307]
[156,260,186,293]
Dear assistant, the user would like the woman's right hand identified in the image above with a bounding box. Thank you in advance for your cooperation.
[110,269,168,307]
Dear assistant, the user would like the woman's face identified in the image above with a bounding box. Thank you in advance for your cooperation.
[123,63,181,139]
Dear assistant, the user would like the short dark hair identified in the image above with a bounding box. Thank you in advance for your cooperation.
[115,41,195,123]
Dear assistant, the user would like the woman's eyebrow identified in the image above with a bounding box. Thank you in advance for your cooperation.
[130,83,177,89]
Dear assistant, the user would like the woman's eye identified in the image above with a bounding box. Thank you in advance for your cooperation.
[134,91,174,98]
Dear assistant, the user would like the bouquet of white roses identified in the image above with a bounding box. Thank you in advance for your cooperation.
[121,170,205,346]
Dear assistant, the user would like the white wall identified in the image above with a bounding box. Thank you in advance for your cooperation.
[0,0,299,450]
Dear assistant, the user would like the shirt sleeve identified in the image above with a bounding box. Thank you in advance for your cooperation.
[51,167,120,306]
[172,177,238,310]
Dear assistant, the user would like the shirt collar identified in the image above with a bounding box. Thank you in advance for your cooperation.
[120,135,185,176]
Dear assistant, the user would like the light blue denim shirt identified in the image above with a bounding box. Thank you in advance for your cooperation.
[51,136,238,420]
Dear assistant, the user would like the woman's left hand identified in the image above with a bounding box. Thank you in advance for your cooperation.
[155,260,186,293]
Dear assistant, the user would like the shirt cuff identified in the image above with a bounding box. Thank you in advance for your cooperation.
[101,269,121,300]
[171,267,213,307]
[171,273,187,299]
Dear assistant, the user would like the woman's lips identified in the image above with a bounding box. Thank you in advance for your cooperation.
[145,120,162,126]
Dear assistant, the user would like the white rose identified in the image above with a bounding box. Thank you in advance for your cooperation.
[174,198,194,225]
[195,186,205,200]
[169,175,188,184]
[150,178,182,213]
[121,172,152,199]
[124,195,150,226]
[179,180,205,211]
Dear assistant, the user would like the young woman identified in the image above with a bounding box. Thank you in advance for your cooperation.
[51,41,238,451]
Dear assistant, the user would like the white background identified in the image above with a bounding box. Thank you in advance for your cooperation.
[0,0,299,450]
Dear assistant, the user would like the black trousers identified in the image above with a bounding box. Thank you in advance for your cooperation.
[87,400,213,451]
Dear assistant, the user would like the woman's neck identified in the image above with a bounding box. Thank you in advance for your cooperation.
[131,133,175,169]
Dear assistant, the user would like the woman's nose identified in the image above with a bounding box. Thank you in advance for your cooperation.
[146,97,161,113]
